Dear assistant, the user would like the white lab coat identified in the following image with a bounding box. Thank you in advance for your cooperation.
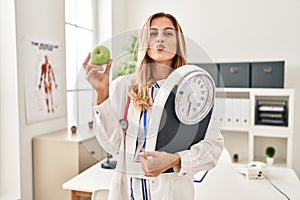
[94,74,224,200]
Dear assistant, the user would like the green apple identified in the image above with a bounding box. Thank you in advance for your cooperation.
[91,45,110,65]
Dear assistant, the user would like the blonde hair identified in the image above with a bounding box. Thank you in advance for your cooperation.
[129,12,188,111]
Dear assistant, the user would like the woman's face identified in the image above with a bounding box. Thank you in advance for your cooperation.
[147,17,177,65]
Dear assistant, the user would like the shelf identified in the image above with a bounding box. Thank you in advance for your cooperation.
[215,88,294,168]
[232,159,249,165]
[222,131,249,163]
[251,128,291,138]
[253,157,287,168]
[252,125,291,131]
[221,127,249,132]
[216,87,294,94]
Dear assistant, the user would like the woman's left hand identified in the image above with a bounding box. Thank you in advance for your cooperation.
[139,150,181,177]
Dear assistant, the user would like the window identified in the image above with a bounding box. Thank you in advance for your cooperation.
[65,0,95,128]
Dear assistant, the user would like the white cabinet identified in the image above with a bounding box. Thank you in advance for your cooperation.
[33,127,106,200]
[216,88,294,167]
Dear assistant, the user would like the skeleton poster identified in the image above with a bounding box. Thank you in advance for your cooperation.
[23,37,66,124]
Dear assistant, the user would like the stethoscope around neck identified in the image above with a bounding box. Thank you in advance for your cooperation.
[119,83,160,148]
[119,95,149,149]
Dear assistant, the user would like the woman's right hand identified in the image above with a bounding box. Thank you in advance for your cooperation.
[82,53,113,105]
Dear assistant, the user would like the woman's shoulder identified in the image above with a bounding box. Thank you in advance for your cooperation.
[112,73,135,85]
[110,73,135,92]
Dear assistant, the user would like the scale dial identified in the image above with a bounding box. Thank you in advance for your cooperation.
[175,70,215,125]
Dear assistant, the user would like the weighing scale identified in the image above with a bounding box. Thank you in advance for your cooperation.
[146,65,215,153]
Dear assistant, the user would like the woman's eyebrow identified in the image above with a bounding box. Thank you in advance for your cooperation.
[150,27,175,31]
[163,27,175,31]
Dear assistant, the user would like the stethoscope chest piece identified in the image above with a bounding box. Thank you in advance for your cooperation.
[119,118,129,131]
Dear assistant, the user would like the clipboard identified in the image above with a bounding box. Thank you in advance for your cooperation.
[155,86,212,153]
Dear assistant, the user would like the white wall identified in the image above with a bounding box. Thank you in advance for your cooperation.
[14,0,67,199]
[1,1,299,199]
[0,0,21,198]
[112,0,300,177]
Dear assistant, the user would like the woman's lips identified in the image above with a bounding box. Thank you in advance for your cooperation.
[156,44,165,50]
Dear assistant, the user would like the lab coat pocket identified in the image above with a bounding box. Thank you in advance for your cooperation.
[170,174,194,200]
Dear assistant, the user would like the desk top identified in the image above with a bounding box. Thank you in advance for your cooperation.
[62,162,114,193]
[63,151,300,200]
[195,162,300,200]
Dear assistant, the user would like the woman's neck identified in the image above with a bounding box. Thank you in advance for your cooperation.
[151,62,173,82]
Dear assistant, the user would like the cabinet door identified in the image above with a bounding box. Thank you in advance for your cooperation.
[79,136,106,172]
[33,139,79,200]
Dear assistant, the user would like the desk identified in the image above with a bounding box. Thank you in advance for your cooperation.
[195,162,300,200]
[63,150,300,200]
[62,162,114,200]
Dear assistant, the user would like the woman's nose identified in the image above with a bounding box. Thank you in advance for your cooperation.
[156,31,165,43]
[157,38,164,43]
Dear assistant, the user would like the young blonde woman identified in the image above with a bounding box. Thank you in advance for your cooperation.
[83,12,224,200]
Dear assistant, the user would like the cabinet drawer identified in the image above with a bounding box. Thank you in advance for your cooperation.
[192,63,219,87]
[219,62,250,88]
[251,61,284,88]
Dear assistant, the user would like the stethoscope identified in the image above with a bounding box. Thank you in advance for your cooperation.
[119,83,160,149]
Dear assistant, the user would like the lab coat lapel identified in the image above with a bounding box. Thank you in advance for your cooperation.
[126,103,140,153]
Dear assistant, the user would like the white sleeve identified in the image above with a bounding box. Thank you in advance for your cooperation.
[93,75,132,155]
[93,98,124,155]
[175,115,225,176]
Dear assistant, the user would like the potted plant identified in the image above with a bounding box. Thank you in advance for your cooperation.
[71,125,77,134]
[88,121,93,129]
[233,153,239,163]
[265,146,276,165]
[117,33,138,76]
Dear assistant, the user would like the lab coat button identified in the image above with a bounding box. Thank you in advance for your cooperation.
[182,172,187,176]
[151,180,155,184]
[96,111,99,115]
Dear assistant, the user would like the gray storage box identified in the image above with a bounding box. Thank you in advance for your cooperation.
[251,61,284,88]
[219,62,250,88]
[192,63,219,87]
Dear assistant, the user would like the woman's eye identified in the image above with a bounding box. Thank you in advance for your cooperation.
[164,31,174,37]
[150,32,158,37]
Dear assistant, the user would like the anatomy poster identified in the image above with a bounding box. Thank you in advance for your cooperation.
[23,37,66,124]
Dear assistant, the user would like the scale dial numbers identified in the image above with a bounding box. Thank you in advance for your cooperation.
[175,71,215,125]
